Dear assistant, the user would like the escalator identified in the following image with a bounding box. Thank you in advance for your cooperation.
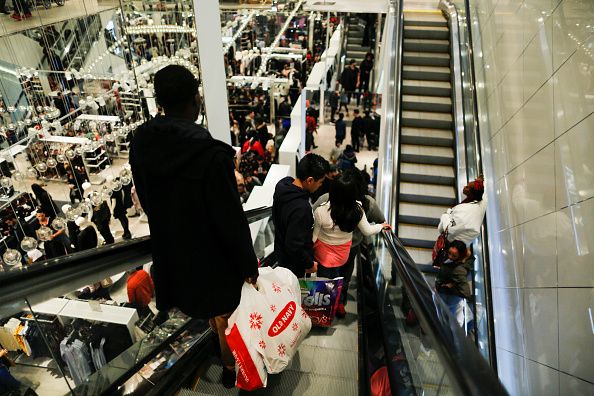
[0,204,506,395]
[0,2,504,394]
[398,11,457,267]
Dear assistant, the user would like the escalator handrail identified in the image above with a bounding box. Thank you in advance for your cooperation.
[380,230,508,396]
[0,206,273,305]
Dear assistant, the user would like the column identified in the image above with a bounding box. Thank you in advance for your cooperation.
[193,0,230,144]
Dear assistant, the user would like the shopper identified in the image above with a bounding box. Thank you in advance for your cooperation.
[127,266,155,317]
[359,52,374,94]
[10,0,31,21]
[272,153,329,278]
[91,200,114,245]
[337,145,358,171]
[328,90,339,123]
[130,65,258,388]
[340,60,359,103]
[335,112,346,145]
[111,181,132,240]
[0,349,22,394]
[435,240,474,328]
[312,171,389,315]
[31,184,60,223]
[351,109,364,152]
[313,168,385,316]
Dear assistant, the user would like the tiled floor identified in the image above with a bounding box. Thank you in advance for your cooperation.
[311,106,379,174]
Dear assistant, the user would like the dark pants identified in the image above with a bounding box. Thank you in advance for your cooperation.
[330,106,337,122]
[339,246,359,305]
[339,102,348,113]
[116,214,130,236]
[14,0,30,14]
[317,264,341,279]
[97,220,114,244]
[351,133,360,151]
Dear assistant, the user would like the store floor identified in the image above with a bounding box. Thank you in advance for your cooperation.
[0,0,118,37]
[312,106,378,173]
[12,154,150,245]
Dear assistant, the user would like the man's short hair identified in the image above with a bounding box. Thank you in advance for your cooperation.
[154,65,199,109]
[296,153,329,181]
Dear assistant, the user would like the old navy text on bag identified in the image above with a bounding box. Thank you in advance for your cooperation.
[225,267,311,390]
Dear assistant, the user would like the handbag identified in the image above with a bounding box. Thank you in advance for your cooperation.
[432,227,449,268]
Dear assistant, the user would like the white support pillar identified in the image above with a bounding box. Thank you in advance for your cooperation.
[194,0,230,144]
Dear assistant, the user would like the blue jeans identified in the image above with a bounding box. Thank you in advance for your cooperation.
[438,292,466,328]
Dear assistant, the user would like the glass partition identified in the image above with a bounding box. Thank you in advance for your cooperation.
[0,0,208,278]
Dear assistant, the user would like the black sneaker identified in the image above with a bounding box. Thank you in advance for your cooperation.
[221,366,236,388]
[0,8,10,14]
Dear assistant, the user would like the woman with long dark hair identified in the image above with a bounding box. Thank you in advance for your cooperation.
[312,170,390,314]
[31,183,60,223]
[313,168,386,317]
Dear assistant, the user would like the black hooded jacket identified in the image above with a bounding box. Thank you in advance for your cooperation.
[272,177,315,278]
[130,115,258,319]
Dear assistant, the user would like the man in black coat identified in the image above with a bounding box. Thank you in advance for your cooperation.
[340,60,359,103]
[351,109,364,152]
[272,154,329,278]
[130,65,258,389]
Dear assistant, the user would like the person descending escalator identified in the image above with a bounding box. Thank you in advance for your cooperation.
[130,65,259,389]
[312,170,390,317]
[435,240,474,328]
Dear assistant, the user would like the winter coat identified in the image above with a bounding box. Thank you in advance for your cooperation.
[130,115,258,319]
[313,194,385,247]
[335,119,346,140]
[437,194,488,244]
[340,67,359,91]
[338,149,357,170]
[435,256,475,298]
[351,116,364,138]
[272,176,315,278]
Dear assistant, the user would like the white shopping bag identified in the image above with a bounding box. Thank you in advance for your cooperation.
[225,267,311,390]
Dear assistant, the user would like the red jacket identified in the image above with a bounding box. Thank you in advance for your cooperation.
[127,270,155,307]
[242,138,265,157]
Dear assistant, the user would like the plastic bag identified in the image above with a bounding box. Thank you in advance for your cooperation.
[226,267,311,390]
[299,277,343,327]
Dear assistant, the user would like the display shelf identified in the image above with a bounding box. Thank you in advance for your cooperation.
[86,157,109,168]
[31,298,139,341]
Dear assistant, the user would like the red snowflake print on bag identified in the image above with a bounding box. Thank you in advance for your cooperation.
[258,340,266,349]
[301,308,309,319]
[272,283,281,293]
[270,304,276,312]
[249,312,263,330]
[292,323,299,332]
[277,343,286,357]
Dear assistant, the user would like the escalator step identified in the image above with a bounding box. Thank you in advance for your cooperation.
[401,134,453,147]
[404,19,448,28]
[399,214,440,227]
[402,100,452,113]
[402,117,453,130]
[401,153,455,166]
[403,53,450,67]
[400,173,456,186]
[402,83,451,97]
[400,237,436,249]
[404,39,450,53]
[404,26,449,40]
[399,193,457,206]
[403,69,451,82]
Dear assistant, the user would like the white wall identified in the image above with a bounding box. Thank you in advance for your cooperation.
[465,0,594,394]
